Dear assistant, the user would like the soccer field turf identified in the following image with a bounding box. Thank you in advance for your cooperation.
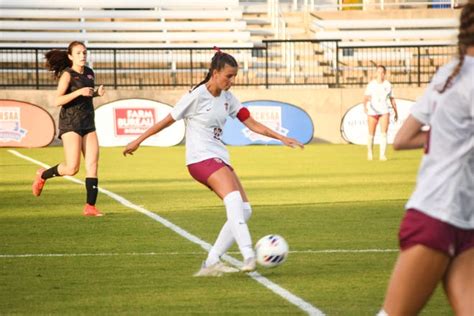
[0,145,452,315]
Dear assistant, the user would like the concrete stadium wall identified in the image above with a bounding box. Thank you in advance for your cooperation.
[0,86,425,144]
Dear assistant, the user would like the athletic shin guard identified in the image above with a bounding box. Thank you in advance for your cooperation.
[206,202,252,266]
[85,178,98,205]
[223,191,254,260]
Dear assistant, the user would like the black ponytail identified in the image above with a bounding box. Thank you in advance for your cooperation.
[192,48,238,91]
[45,41,85,79]
[192,71,212,91]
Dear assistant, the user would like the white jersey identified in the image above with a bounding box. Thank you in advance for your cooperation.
[406,56,474,229]
[170,84,242,165]
[364,80,394,115]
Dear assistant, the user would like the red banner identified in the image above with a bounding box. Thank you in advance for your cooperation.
[114,108,156,136]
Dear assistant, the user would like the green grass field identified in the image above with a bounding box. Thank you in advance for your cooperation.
[0,144,453,315]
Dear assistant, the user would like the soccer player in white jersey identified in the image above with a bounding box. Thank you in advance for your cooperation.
[363,65,398,160]
[123,49,303,276]
[378,3,474,315]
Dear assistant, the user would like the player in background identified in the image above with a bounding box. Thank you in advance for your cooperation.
[363,65,398,161]
[32,41,105,217]
[378,3,474,315]
[123,49,303,276]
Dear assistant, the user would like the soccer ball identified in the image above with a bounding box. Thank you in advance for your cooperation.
[255,234,289,268]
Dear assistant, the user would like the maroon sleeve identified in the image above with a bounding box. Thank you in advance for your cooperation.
[237,107,250,122]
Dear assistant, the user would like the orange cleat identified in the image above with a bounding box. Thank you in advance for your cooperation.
[83,204,104,217]
[32,168,46,197]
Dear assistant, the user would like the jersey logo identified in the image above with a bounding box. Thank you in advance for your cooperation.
[224,103,229,111]
[87,74,94,80]
[213,127,223,140]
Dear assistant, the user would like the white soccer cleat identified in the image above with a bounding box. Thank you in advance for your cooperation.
[367,153,373,161]
[380,156,388,161]
[193,261,239,277]
[240,257,257,273]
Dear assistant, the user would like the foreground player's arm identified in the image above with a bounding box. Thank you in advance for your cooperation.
[54,72,95,107]
[123,114,176,156]
[240,111,304,149]
[393,115,428,150]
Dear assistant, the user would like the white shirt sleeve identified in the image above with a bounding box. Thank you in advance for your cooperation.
[412,61,462,125]
[410,65,452,125]
[226,92,243,119]
[411,81,435,125]
[171,91,197,121]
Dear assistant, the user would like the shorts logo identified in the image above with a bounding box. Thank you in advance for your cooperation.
[213,158,223,164]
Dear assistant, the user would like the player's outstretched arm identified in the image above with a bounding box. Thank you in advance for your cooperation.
[242,116,304,149]
[393,115,427,150]
[123,114,175,156]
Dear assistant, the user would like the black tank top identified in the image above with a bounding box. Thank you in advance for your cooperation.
[58,67,96,131]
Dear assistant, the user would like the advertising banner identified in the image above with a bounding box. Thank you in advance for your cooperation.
[0,99,55,148]
[340,99,415,145]
[222,100,314,146]
[95,99,185,147]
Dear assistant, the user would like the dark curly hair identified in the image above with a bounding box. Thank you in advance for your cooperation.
[45,41,86,79]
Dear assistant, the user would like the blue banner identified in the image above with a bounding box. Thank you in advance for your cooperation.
[222,100,314,146]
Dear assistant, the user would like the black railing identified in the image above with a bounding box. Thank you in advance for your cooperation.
[0,40,456,89]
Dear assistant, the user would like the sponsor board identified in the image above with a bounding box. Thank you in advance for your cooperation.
[0,99,55,148]
[340,99,415,145]
[95,99,185,147]
[222,100,314,146]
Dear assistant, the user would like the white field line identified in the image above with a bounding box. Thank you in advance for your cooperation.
[0,249,399,258]
[7,149,324,316]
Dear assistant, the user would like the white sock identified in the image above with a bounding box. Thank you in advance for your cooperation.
[376,309,388,316]
[223,191,254,260]
[368,135,374,158]
[380,133,387,158]
[205,202,252,266]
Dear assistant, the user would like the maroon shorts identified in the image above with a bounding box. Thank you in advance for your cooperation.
[399,209,474,257]
[187,158,233,188]
[368,113,389,121]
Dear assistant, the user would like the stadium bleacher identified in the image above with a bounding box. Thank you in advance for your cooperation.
[0,1,461,88]
[0,0,253,48]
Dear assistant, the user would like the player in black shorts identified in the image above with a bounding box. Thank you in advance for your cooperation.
[32,41,105,217]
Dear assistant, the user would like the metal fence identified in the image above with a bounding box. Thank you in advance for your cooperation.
[0,40,456,89]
